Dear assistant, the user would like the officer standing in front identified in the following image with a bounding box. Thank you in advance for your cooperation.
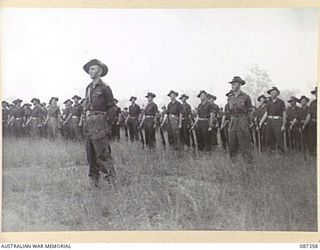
[179,94,192,148]
[82,59,116,188]
[227,76,254,165]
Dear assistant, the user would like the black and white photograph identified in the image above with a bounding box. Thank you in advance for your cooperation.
[1,7,318,232]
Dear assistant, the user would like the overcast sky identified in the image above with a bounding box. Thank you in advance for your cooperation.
[1,8,318,108]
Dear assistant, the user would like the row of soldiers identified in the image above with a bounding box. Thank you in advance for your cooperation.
[2,84,317,157]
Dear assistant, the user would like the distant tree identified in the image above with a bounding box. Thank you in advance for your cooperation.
[243,65,273,106]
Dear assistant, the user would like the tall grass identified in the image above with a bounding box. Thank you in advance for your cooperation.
[2,136,317,232]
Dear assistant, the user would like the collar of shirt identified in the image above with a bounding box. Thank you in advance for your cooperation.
[234,90,242,97]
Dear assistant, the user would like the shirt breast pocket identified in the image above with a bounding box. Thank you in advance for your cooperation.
[92,91,103,98]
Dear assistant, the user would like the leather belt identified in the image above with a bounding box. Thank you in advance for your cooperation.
[129,116,138,119]
[231,113,248,118]
[31,117,40,119]
[72,116,80,118]
[198,118,209,121]
[15,118,22,120]
[268,116,281,120]
[88,111,108,116]
[169,114,179,117]
[145,115,155,118]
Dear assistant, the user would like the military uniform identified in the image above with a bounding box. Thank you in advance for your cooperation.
[227,91,253,163]
[70,102,83,141]
[47,105,61,139]
[195,101,213,151]
[255,103,267,150]
[2,103,9,137]
[143,101,159,149]
[41,105,48,138]
[221,103,231,150]
[286,102,301,151]
[299,104,309,152]
[209,102,220,147]
[83,66,116,184]
[265,98,286,152]
[308,99,317,156]
[110,104,121,141]
[62,105,73,139]
[180,101,192,147]
[29,104,42,138]
[13,105,25,137]
[127,104,140,141]
[165,100,182,149]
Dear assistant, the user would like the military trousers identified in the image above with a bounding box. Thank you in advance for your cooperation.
[286,124,300,152]
[29,118,41,138]
[308,121,317,156]
[71,117,83,141]
[167,115,180,150]
[228,116,253,164]
[180,119,190,147]
[127,117,139,141]
[13,118,23,137]
[84,114,115,180]
[47,117,59,139]
[266,118,284,152]
[143,117,156,149]
[195,119,211,151]
[111,123,120,141]
[221,123,229,150]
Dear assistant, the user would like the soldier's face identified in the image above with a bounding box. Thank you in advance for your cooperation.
[89,65,102,79]
[147,96,153,102]
[131,100,135,105]
[231,82,240,92]
[181,97,187,103]
[169,94,176,101]
[270,90,278,98]
[290,101,296,107]
[200,93,206,101]
[301,99,307,106]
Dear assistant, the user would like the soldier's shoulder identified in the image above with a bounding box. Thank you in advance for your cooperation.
[240,91,251,99]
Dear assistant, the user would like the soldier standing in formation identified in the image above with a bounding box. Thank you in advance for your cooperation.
[298,95,310,153]
[45,97,61,140]
[302,87,317,157]
[259,87,286,153]
[10,99,24,137]
[82,59,116,188]
[221,90,234,150]
[254,95,268,151]
[286,96,300,152]
[26,98,42,138]
[40,102,48,138]
[2,101,9,137]
[22,103,32,136]
[140,92,159,149]
[70,95,83,141]
[62,99,73,139]
[126,96,140,142]
[161,90,182,150]
[110,98,121,142]
[227,76,254,165]
[191,90,214,151]
[179,94,192,148]
[207,94,220,149]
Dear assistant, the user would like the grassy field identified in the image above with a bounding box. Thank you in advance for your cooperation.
[2,134,317,232]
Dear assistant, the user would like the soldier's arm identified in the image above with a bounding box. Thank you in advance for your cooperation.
[7,116,14,126]
[221,115,226,129]
[302,113,311,130]
[63,113,72,125]
[282,110,287,130]
[209,112,214,130]
[191,114,199,130]
[139,115,145,128]
[179,113,182,128]
[25,116,32,126]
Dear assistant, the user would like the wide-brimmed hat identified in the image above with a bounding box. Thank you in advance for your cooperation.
[225,90,234,97]
[50,97,59,103]
[267,87,280,95]
[145,92,156,98]
[13,99,23,104]
[167,90,178,97]
[161,105,166,109]
[124,107,128,110]
[22,103,32,108]
[288,96,299,103]
[114,98,118,103]
[129,96,137,101]
[179,94,189,100]
[2,101,9,106]
[257,95,267,102]
[63,99,73,105]
[311,86,317,95]
[208,94,217,101]
[72,95,81,100]
[229,76,246,85]
[299,95,310,103]
[31,98,40,104]
[83,59,108,77]
[197,90,207,98]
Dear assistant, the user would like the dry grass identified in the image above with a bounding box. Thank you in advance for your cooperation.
[2,134,317,232]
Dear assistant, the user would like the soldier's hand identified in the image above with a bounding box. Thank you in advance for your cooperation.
[116,122,120,126]
[289,125,293,131]
[153,124,157,129]
[208,126,212,131]
[302,125,305,130]
[178,124,182,129]
[281,126,285,132]
[78,122,82,127]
